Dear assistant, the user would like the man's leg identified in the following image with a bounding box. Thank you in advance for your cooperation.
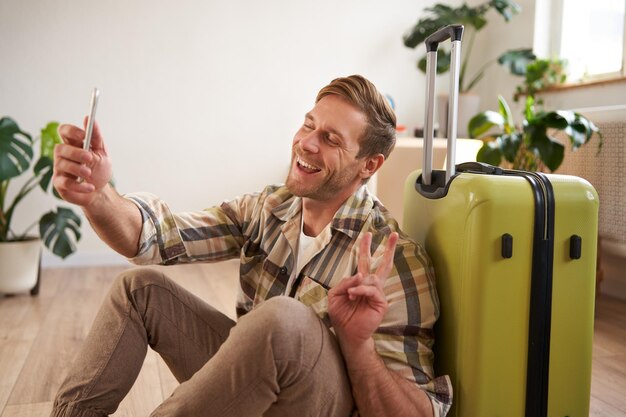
[51,267,235,417]
[151,296,354,417]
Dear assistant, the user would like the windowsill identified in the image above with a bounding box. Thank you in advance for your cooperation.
[541,76,626,94]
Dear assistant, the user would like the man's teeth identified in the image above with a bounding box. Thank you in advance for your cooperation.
[298,158,320,171]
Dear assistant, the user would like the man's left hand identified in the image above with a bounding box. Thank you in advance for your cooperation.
[328,232,399,346]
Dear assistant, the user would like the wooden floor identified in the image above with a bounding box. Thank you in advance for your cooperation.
[0,262,625,416]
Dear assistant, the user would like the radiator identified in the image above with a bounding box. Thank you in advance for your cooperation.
[557,106,626,251]
[556,105,626,298]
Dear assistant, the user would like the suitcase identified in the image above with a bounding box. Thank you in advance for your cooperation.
[401,25,599,417]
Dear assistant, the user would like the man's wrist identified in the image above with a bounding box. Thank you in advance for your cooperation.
[337,335,382,375]
[83,183,113,213]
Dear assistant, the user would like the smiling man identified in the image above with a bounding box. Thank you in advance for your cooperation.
[50,75,452,417]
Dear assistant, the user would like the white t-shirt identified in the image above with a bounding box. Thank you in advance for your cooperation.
[284,217,326,295]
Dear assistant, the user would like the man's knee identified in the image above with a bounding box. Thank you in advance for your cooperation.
[252,296,317,335]
[229,297,351,411]
[235,296,327,364]
[112,267,163,291]
[108,267,166,307]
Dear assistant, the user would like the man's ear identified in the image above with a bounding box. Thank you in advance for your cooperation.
[361,154,385,180]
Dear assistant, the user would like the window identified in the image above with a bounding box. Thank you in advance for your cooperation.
[535,0,626,82]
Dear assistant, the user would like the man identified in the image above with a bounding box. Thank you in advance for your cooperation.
[50,75,452,417]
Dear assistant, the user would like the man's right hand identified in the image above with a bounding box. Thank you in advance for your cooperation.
[53,120,113,207]
[53,119,142,258]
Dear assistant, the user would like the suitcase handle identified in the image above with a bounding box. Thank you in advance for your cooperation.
[422,24,464,186]
[425,25,464,52]
[457,161,504,175]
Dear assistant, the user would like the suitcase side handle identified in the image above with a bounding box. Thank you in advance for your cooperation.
[422,24,464,186]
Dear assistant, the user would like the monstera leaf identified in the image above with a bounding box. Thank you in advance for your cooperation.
[39,207,82,259]
[497,48,536,76]
[402,0,522,92]
[0,117,33,181]
[1,116,82,259]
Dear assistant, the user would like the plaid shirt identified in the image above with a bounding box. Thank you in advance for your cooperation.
[126,184,452,416]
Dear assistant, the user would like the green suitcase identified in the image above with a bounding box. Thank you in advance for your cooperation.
[402,25,599,417]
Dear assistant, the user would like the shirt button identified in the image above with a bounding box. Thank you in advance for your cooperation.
[279,267,288,276]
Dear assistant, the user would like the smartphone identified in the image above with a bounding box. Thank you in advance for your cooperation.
[77,88,99,183]
[83,88,100,151]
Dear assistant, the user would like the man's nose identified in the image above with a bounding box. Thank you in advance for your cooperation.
[298,131,321,153]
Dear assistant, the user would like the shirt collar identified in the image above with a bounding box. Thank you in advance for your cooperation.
[331,185,374,238]
[271,192,302,222]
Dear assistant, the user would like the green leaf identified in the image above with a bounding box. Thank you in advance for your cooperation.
[498,48,536,76]
[515,58,568,101]
[526,59,550,82]
[525,124,564,172]
[524,96,536,121]
[417,56,427,73]
[40,122,61,160]
[404,0,521,84]
[460,10,488,30]
[497,95,515,132]
[476,141,503,166]
[585,117,601,138]
[34,156,54,193]
[564,125,587,149]
[468,111,505,138]
[499,133,522,163]
[39,207,82,259]
[573,113,599,141]
[534,136,565,172]
[403,20,437,49]
[490,0,522,21]
[534,111,572,130]
[563,113,600,149]
[524,123,545,147]
[0,117,33,181]
[403,8,459,48]
[418,49,451,74]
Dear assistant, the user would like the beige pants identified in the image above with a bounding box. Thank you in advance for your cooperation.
[51,268,354,417]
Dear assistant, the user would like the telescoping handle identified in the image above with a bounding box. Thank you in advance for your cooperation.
[422,24,464,186]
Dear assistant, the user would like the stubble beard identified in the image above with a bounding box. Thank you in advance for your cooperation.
[285,156,360,202]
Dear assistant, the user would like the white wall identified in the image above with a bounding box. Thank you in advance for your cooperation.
[0,0,456,266]
[469,0,537,115]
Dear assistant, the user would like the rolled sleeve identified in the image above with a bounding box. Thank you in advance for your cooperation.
[122,190,258,266]
[124,192,186,265]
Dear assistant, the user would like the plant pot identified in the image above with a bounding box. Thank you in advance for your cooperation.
[0,237,42,296]
[436,93,481,138]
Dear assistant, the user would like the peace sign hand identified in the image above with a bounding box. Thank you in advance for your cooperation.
[328,231,399,347]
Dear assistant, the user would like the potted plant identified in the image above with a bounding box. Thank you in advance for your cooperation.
[468,95,601,172]
[403,0,535,137]
[512,57,568,103]
[0,116,82,295]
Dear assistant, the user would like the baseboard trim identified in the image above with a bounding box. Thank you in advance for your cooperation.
[599,278,626,302]
[601,239,626,301]
[603,238,626,258]
[42,251,131,268]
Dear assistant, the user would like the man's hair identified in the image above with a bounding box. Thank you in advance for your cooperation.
[316,74,397,160]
